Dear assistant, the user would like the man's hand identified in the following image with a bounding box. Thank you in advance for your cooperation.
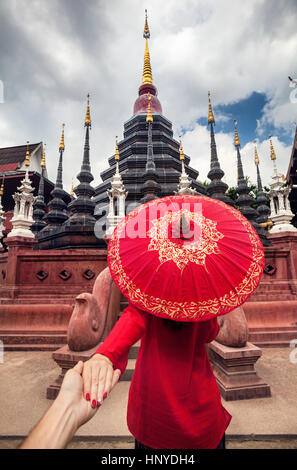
[20,360,121,449]
[82,354,120,409]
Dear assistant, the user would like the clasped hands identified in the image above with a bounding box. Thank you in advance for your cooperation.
[65,354,121,428]
[20,354,121,449]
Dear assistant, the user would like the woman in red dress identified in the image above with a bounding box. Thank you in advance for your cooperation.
[82,303,231,449]
[82,194,265,449]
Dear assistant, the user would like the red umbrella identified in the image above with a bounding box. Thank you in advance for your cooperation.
[108,195,264,322]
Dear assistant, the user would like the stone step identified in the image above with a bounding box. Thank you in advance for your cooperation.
[252,340,295,348]
[249,326,297,332]
[249,329,297,346]
[2,343,66,351]
[0,333,67,345]
[251,295,296,302]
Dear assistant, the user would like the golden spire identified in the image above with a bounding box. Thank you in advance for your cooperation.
[59,123,65,151]
[41,143,46,168]
[142,10,153,85]
[146,94,153,122]
[208,91,215,124]
[254,144,259,165]
[234,120,240,147]
[0,176,4,198]
[269,135,276,160]
[179,136,185,161]
[85,93,91,127]
[115,136,120,160]
[25,141,30,166]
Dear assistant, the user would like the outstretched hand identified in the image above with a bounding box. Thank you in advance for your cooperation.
[82,354,121,409]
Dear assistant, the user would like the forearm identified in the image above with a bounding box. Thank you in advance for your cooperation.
[20,398,78,449]
[95,305,147,373]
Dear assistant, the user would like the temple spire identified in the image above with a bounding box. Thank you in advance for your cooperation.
[233,121,267,244]
[254,143,271,243]
[66,94,95,227]
[141,94,160,203]
[207,91,215,124]
[40,125,68,233]
[32,143,47,233]
[85,93,91,127]
[8,144,35,239]
[206,93,233,205]
[145,95,156,172]
[142,10,153,85]
[25,141,30,167]
[146,93,153,123]
[176,136,196,195]
[269,134,278,175]
[106,136,128,237]
[57,124,65,189]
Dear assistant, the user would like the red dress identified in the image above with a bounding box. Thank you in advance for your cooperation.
[95,303,231,449]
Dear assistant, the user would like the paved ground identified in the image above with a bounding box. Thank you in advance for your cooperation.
[0,348,297,449]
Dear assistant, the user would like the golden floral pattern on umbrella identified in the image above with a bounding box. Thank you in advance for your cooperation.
[147,209,224,271]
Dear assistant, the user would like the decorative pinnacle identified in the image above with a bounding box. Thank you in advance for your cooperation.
[85,93,91,127]
[208,91,215,124]
[143,9,150,39]
[142,11,153,85]
[234,120,241,148]
[254,143,259,165]
[146,94,153,122]
[0,176,4,197]
[25,141,30,166]
[115,136,120,160]
[179,136,185,161]
[59,123,65,151]
[41,143,46,168]
[269,135,276,160]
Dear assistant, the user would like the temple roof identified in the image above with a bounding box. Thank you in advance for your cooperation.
[0,142,41,172]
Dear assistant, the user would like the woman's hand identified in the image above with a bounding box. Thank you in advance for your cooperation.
[82,353,121,408]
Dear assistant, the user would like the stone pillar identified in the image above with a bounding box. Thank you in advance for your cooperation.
[208,306,271,400]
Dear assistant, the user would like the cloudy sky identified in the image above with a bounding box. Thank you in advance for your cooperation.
[0,0,297,192]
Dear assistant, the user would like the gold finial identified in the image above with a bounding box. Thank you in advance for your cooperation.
[254,143,259,165]
[85,93,91,127]
[142,11,153,85]
[59,123,65,151]
[25,140,30,166]
[115,136,120,161]
[41,143,46,168]
[269,135,276,160]
[146,94,153,122]
[234,120,240,147]
[179,136,185,161]
[208,91,215,124]
[0,176,4,197]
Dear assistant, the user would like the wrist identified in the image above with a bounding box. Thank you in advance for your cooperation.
[92,353,113,366]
